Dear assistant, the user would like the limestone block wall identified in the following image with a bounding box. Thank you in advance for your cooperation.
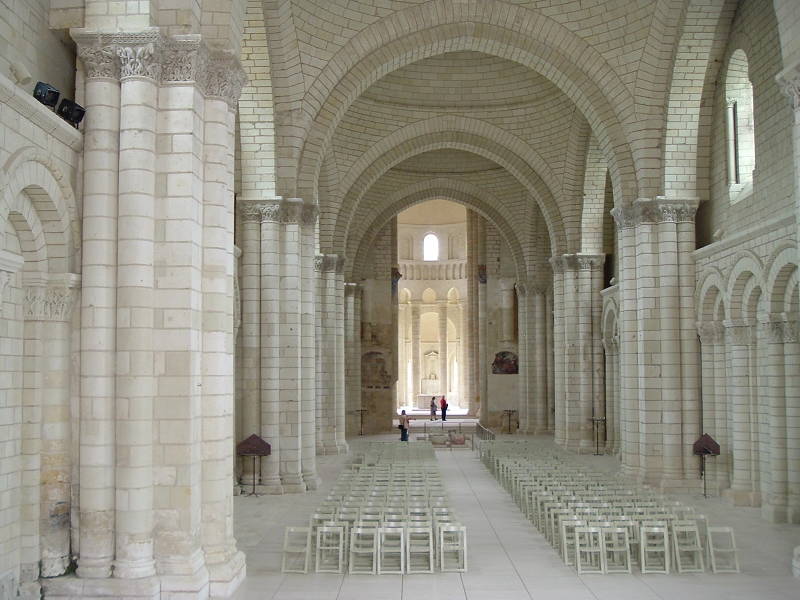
[0,55,81,596]
[0,0,76,99]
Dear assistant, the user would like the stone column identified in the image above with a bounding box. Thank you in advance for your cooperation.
[459,301,469,411]
[725,321,757,505]
[334,259,348,453]
[315,254,344,455]
[784,323,800,523]
[698,322,722,489]
[498,279,516,344]
[74,37,120,580]
[763,318,788,522]
[531,287,548,434]
[602,335,619,455]
[550,260,566,445]
[24,276,79,577]
[712,324,731,491]
[201,61,247,594]
[345,283,362,431]
[545,290,555,432]
[411,302,421,404]
[516,284,530,432]
[612,198,700,489]
[259,204,284,493]
[113,36,159,579]
[236,202,262,486]
[301,209,321,486]
[438,301,448,396]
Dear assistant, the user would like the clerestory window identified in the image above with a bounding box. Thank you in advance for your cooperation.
[725,49,755,204]
[423,233,439,261]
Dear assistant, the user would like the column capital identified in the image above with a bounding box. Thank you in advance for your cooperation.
[73,30,247,106]
[696,321,725,345]
[776,60,800,111]
[549,253,605,272]
[723,319,755,345]
[764,318,799,344]
[23,273,80,322]
[611,197,699,229]
[237,197,317,225]
[315,253,343,273]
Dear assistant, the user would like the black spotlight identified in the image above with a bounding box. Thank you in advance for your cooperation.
[56,98,86,128]
[33,82,60,109]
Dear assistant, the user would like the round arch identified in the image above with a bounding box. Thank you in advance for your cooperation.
[289,2,640,205]
[348,182,527,283]
[327,133,568,256]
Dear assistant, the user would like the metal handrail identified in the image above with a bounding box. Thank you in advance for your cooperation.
[473,422,495,450]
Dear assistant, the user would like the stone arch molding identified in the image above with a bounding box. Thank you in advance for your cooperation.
[328,126,568,256]
[348,179,526,282]
[283,0,640,205]
[696,267,728,321]
[763,242,799,316]
[726,251,764,321]
[0,147,80,274]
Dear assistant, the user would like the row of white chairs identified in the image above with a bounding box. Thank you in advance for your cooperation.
[478,440,740,574]
[282,441,467,574]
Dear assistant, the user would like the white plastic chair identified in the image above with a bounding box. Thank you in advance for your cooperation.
[315,525,345,573]
[281,527,311,573]
[349,527,378,574]
[707,526,740,573]
[672,522,704,573]
[575,526,604,574]
[406,526,434,573]
[640,525,670,574]
[438,524,467,572]
[377,527,405,574]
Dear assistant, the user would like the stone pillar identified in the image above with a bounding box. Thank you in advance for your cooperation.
[345,283,362,432]
[411,302,421,403]
[438,301,448,396]
[612,198,700,489]
[551,261,566,445]
[546,290,555,432]
[74,37,120,580]
[698,322,724,489]
[259,206,284,493]
[315,254,347,455]
[775,62,800,276]
[516,284,530,432]
[113,36,159,579]
[236,203,262,486]
[784,323,800,522]
[763,318,788,522]
[602,334,620,455]
[532,287,548,434]
[334,260,348,454]
[712,324,731,491]
[24,277,79,577]
[498,279,516,344]
[459,301,469,411]
[301,212,321,485]
[201,69,247,595]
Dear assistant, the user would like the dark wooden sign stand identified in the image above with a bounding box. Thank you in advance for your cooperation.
[236,434,271,497]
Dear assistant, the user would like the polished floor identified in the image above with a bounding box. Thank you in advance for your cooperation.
[232,434,800,600]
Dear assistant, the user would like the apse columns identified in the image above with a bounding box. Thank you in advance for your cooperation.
[438,301,448,396]
[550,254,604,452]
[612,197,700,490]
[411,302,421,403]
[344,283,363,434]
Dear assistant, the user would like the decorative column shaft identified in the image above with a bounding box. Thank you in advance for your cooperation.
[612,198,700,488]
[24,276,79,578]
[532,287,548,434]
[75,37,120,580]
[411,302,421,403]
[438,301,448,396]
[498,279,516,344]
[334,259,348,454]
[725,321,756,503]
[113,37,160,579]
[517,283,530,432]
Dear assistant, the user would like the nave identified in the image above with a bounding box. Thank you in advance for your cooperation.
[231,436,800,600]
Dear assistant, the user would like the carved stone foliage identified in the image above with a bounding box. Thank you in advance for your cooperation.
[74,32,248,106]
[776,61,800,111]
[24,285,77,322]
[611,198,699,229]
[766,319,799,344]
[315,254,342,273]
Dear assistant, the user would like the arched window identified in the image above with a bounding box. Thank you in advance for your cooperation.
[423,233,439,261]
[725,49,755,203]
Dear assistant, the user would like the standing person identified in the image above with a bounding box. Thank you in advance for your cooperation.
[430,397,437,420]
[399,409,410,441]
[440,396,448,421]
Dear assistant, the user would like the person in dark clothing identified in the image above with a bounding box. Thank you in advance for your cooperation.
[399,409,410,441]
[440,396,448,421]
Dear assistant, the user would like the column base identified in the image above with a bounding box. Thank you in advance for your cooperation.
[723,488,762,507]
[208,550,246,599]
[303,471,321,490]
[336,440,349,454]
[42,575,161,600]
[41,555,70,578]
[762,501,789,523]
[280,474,307,494]
[18,581,41,600]
[318,442,339,455]
[793,546,800,578]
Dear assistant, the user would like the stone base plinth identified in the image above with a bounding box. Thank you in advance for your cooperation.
[42,575,160,600]
[723,488,762,507]
[208,551,246,599]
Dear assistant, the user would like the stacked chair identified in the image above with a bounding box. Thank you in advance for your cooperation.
[282,441,467,574]
[477,439,739,575]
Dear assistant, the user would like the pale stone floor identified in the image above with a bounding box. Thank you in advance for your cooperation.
[232,434,800,600]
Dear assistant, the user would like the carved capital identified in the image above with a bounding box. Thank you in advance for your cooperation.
[236,201,264,223]
[776,61,800,111]
[116,42,160,80]
[612,198,699,228]
[301,203,319,227]
[259,201,283,223]
[77,43,118,79]
[516,283,527,298]
[766,319,799,344]
[24,284,77,322]
[315,254,340,273]
[161,36,206,83]
[205,51,248,109]
[697,321,725,345]
[724,320,755,346]
[576,254,605,271]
